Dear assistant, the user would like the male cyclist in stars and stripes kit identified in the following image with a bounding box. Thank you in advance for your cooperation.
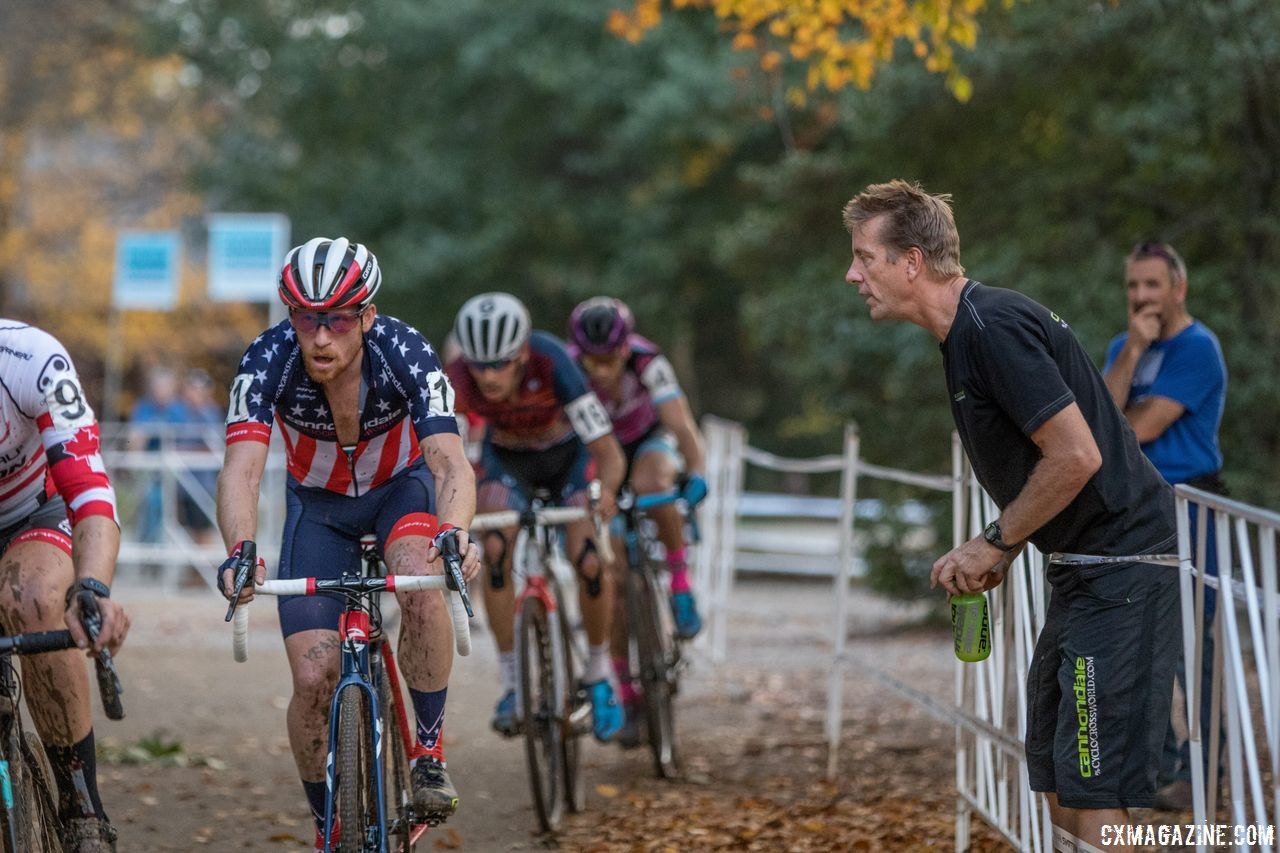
[0,321,130,853]
[214,237,482,850]
[446,292,627,743]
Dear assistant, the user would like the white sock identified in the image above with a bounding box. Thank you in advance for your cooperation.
[585,643,612,684]
[499,650,517,693]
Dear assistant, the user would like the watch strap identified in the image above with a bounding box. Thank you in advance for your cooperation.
[66,577,111,605]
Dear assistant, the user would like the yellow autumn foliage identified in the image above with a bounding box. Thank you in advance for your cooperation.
[606,0,1019,101]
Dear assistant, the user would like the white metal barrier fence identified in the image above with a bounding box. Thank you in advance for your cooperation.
[1175,486,1280,850]
[99,422,286,590]
[699,417,1280,852]
[952,478,1280,852]
[697,416,953,779]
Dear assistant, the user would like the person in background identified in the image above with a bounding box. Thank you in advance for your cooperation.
[174,368,223,546]
[1101,240,1228,811]
[128,365,185,544]
[843,180,1179,853]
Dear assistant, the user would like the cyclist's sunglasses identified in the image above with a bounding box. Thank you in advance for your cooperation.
[290,308,366,335]
[465,357,515,372]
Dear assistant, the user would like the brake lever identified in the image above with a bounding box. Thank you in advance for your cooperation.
[224,540,258,622]
[439,534,475,618]
[77,590,125,720]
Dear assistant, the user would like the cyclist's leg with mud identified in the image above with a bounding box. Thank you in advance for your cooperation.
[276,490,356,835]
[384,526,461,820]
[282,626,341,834]
[0,526,115,845]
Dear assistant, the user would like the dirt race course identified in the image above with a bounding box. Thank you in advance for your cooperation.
[94,578,1018,852]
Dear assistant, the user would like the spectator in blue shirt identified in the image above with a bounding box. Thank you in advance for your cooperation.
[1102,240,1227,811]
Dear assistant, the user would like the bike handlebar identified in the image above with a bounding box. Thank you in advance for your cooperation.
[0,599,126,721]
[229,539,472,661]
[470,506,587,531]
[0,629,75,656]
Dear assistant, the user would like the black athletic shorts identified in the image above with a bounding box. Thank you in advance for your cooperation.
[1025,559,1180,809]
[0,495,73,557]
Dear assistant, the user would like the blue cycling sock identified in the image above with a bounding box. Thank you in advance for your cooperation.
[409,686,447,757]
[302,779,327,831]
[46,730,106,822]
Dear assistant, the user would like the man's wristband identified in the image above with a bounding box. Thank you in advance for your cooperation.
[434,523,459,546]
[66,577,111,606]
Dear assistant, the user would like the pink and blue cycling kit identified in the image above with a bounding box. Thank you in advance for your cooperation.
[567,333,683,454]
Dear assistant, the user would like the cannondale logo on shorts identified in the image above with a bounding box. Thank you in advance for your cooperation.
[1075,655,1102,778]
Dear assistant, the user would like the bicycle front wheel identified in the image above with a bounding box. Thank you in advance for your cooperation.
[377,665,415,852]
[0,726,59,853]
[336,686,376,853]
[518,596,564,832]
[629,566,680,779]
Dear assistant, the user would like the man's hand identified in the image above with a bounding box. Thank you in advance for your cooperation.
[65,590,130,656]
[217,541,267,605]
[1127,305,1161,349]
[428,527,482,584]
[930,534,1010,596]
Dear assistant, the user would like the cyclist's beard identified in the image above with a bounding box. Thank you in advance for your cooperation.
[303,345,359,384]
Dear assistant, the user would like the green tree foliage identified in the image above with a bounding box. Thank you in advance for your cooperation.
[141,0,1280,506]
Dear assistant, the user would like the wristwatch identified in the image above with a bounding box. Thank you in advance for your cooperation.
[983,519,1017,552]
[65,577,111,606]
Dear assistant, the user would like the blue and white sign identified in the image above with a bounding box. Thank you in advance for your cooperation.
[113,231,181,310]
[207,213,291,302]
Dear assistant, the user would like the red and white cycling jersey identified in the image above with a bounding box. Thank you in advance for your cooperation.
[0,321,118,530]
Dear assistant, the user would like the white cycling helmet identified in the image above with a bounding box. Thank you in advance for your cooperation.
[278,237,381,311]
[453,292,531,363]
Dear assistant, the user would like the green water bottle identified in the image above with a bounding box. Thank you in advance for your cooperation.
[950,592,991,662]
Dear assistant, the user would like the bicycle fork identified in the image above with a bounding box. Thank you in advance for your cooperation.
[514,576,587,737]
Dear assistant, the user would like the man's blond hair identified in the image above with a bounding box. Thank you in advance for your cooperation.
[842,179,964,278]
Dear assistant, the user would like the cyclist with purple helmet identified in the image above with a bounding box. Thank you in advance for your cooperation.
[566,296,708,736]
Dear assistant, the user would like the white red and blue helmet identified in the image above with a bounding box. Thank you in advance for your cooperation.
[278,237,382,311]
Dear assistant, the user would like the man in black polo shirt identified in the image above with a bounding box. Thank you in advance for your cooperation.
[842,179,1179,852]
